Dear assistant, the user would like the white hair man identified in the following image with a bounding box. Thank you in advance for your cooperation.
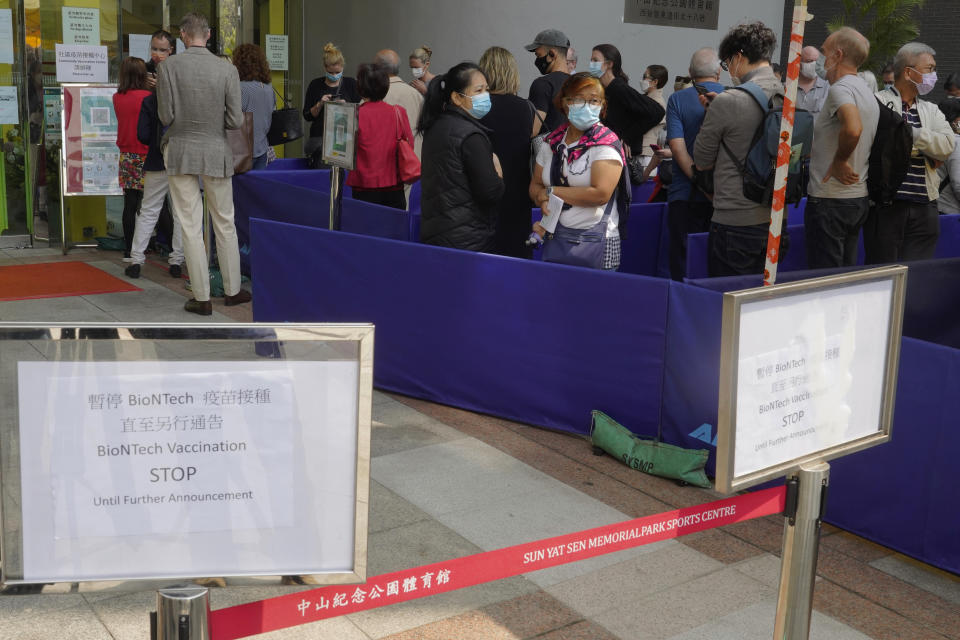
[865,42,956,262]
[665,47,724,280]
[797,44,829,116]
[805,27,879,269]
[157,12,250,314]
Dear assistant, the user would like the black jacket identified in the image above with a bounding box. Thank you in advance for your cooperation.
[137,93,164,172]
[603,77,665,150]
[420,107,505,251]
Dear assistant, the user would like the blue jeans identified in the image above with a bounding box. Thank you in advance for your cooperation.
[804,196,870,269]
[251,153,267,171]
[708,221,790,277]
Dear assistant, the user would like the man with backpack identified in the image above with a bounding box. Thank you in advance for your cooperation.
[865,42,955,263]
[693,21,790,277]
[805,27,879,269]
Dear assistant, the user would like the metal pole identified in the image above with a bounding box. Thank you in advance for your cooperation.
[773,461,829,639]
[155,587,211,640]
[329,166,341,230]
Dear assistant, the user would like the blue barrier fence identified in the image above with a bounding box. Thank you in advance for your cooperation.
[249,214,960,575]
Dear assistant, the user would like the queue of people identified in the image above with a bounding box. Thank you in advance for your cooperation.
[119,14,960,314]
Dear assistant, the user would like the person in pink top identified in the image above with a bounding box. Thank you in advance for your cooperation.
[113,57,151,260]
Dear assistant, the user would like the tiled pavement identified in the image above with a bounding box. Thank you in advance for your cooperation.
[1,247,958,640]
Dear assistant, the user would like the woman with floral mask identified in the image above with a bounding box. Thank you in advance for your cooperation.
[409,46,435,96]
[418,62,504,251]
[528,73,626,270]
[303,43,360,160]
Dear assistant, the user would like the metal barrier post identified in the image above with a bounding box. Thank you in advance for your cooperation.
[329,166,342,230]
[154,587,211,640]
[773,462,830,639]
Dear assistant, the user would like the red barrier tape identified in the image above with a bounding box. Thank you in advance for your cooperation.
[210,486,786,639]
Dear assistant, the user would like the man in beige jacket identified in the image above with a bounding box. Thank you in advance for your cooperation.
[157,12,250,315]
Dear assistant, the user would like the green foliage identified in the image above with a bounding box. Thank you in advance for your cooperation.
[826,0,925,74]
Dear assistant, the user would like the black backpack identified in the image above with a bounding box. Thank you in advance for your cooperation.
[868,97,914,206]
[720,82,815,206]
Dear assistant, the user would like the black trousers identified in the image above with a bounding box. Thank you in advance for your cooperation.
[122,188,144,256]
[708,221,790,277]
[863,199,939,264]
[667,199,713,280]
[352,187,406,211]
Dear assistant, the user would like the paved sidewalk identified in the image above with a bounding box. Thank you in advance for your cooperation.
[1,248,958,639]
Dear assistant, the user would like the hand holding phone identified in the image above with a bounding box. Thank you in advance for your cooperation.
[693,82,710,96]
[649,144,661,152]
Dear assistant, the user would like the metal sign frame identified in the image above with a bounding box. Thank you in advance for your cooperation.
[714,266,907,494]
[0,323,373,591]
[320,100,358,170]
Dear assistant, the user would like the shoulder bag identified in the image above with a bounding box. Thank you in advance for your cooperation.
[227,111,254,174]
[393,106,421,184]
[267,85,304,146]
[540,143,613,269]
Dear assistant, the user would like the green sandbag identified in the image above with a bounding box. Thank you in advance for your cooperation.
[590,410,712,488]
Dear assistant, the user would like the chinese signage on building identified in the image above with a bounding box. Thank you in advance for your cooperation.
[624,0,719,30]
[266,34,288,71]
[62,6,101,45]
[55,44,109,83]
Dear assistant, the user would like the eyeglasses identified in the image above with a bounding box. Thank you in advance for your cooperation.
[563,97,602,107]
[720,50,744,72]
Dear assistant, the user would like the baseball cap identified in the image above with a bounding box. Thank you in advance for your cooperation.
[525,29,570,52]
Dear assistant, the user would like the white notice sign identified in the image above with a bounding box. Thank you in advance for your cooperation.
[18,359,361,582]
[62,6,101,45]
[715,269,904,493]
[265,34,288,71]
[0,86,18,125]
[55,44,109,83]
[128,33,152,62]
[0,9,14,64]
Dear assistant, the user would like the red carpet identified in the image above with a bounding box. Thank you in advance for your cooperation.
[0,261,141,301]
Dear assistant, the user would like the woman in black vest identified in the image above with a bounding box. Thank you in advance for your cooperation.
[418,62,505,251]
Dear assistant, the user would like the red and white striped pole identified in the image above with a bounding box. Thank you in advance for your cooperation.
[764,0,812,286]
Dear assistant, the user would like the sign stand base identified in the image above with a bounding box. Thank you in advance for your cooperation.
[152,587,211,640]
[773,462,829,639]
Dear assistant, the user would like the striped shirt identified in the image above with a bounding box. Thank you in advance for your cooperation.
[896,101,929,203]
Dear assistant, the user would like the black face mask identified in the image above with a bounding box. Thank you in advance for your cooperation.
[534,52,553,75]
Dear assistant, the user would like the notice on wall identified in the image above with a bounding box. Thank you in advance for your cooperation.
[715,268,905,493]
[0,9,14,64]
[17,359,362,582]
[55,44,109,83]
[128,33,152,62]
[0,86,18,125]
[266,34,288,71]
[62,6,101,45]
[624,0,719,30]
[44,88,62,140]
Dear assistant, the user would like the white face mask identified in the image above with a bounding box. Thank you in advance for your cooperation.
[800,61,817,78]
[640,79,651,92]
[411,67,425,79]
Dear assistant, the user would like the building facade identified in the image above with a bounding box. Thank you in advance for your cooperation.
[0,0,302,249]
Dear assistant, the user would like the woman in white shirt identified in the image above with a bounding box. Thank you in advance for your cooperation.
[528,73,626,270]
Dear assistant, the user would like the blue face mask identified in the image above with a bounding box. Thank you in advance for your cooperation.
[326,72,342,82]
[568,103,601,130]
[588,60,604,78]
[466,91,491,119]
